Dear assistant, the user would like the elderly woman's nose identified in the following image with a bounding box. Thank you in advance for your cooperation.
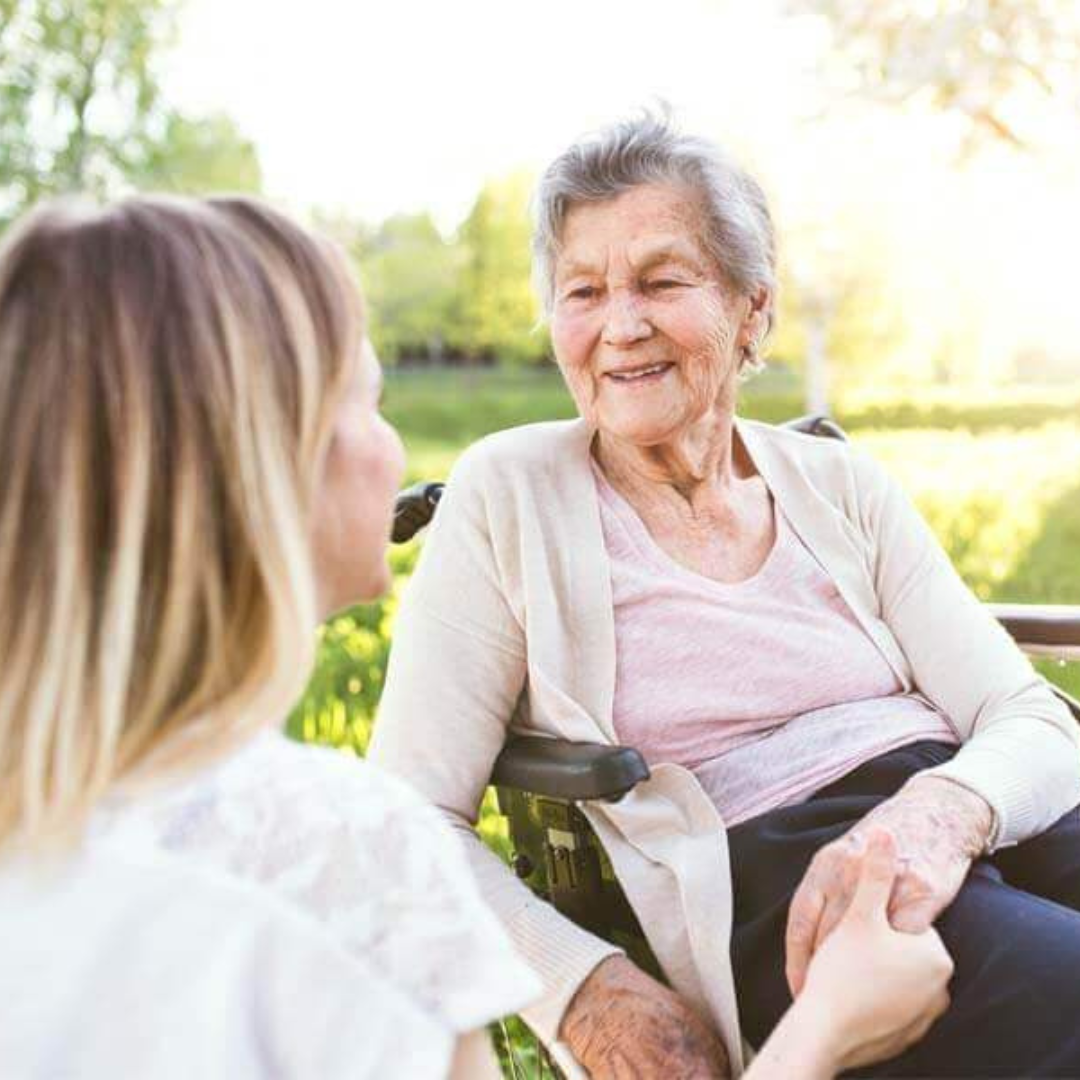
[601,289,652,346]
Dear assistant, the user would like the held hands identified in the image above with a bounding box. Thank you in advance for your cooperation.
[782,830,954,1075]
[785,775,992,998]
[558,777,982,1080]
[560,954,730,1079]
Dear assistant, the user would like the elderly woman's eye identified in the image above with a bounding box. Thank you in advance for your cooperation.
[647,279,685,292]
[566,285,598,301]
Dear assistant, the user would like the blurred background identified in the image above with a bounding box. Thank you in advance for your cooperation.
[4,0,1079,866]
[4,0,1077,1070]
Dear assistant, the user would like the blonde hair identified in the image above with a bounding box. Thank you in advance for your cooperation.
[0,195,362,849]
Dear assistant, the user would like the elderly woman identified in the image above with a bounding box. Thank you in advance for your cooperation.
[370,114,1080,1078]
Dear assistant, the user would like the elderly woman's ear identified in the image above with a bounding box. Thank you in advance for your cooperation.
[739,285,771,366]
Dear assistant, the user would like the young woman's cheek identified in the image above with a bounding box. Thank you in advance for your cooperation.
[377,416,406,493]
[352,419,406,600]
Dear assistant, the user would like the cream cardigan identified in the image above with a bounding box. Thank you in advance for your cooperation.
[370,416,1080,1075]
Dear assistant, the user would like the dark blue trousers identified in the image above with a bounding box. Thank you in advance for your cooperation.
[728,741,1080,1078]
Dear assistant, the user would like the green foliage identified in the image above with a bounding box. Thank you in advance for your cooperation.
[860,423,1080,602]
[136,111,262,195]
[839,396,1080,435]
[354,213,464,364]
[286,545,417,755]
[383,368,576,452]
[490,1015,556,1079]
[0,0,173,216]
[0,0,260,223]
[773,220,908,388]
[326,172,549,367]
[990,471,1080,699]
[456,172,549,367]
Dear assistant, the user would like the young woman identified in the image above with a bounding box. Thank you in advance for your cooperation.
[0,196,539,1079]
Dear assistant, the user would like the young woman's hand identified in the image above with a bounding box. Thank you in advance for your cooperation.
[751,829,954,1079]
[560,954,730,1078]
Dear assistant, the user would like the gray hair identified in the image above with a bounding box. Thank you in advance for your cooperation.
[532,111,777,368]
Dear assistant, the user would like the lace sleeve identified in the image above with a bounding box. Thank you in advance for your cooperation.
[132,732,541,1033]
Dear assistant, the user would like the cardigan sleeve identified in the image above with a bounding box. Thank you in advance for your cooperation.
[850,447,1080,848]
[368,446,620,1049]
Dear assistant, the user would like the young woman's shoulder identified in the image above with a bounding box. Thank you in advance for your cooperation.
[117,731,539,1032]
[0,837,459,1080]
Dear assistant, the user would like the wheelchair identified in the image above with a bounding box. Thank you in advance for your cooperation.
[391,415,1080,1076]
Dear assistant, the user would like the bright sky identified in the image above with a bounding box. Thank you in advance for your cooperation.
[165,0,827,226]
[164,0,1080,380]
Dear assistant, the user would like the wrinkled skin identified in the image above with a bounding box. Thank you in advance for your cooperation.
[560,954,730,1079]
[749,831,954,1080]
[549,182,768,497]
[785,775,994,998]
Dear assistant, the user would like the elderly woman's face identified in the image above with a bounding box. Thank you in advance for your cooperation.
[550,184,754,445]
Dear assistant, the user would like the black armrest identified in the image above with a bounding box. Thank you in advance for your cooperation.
[988,603,1080,658]
[491,735,649,802]
[391,482,444,543]
[782,413,847,441]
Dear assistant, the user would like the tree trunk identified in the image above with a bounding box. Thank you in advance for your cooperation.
[805,314,830,415]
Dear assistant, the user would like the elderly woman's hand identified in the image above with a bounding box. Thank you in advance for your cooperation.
[560,954,730,1078]
[785,775,992,998]
[750,831,953,1080]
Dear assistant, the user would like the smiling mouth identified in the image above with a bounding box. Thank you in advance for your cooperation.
[605,362,674,383]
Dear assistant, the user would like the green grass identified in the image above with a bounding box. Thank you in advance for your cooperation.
[384,368,1080,442]
[855,424,1080,699]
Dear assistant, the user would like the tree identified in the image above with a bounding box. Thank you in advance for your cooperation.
[323,177,555,369]
[0,0,260,225]
[772,216,908,410]
[135,112,261,196]
[457,172,549,366]
[318,195,550,368]
[788,0,1080,151]
[350,212,464,364]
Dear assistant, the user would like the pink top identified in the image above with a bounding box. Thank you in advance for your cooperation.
[593,463,959,826]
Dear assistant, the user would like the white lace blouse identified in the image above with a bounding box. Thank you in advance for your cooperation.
[0,731,540,1079]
